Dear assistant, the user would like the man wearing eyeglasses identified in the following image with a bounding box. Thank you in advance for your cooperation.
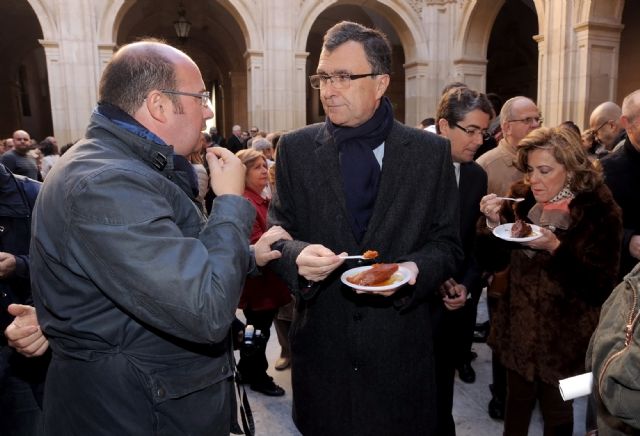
[432,86,494,435]
[18,40,290,435]
[268,21,462,435]
[589,101,626,157]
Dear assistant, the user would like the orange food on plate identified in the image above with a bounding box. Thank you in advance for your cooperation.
[347,263,399,287]
[362,250,379,259]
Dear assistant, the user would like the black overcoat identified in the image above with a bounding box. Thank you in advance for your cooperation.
[269,121,463,436]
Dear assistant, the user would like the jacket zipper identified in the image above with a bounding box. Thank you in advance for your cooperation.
[598,279,639,399]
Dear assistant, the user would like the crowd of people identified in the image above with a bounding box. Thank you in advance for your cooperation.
[1,19,639,436]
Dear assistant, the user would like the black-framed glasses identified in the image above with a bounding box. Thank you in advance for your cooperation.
[593,120,611,138]
[454,123,491,141]
[508,116,543,126]
[309,73,379,89]
[160,89,212,108]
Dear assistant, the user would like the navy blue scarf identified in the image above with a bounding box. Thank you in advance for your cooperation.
[326,96,394,243]
[96,103,199,198]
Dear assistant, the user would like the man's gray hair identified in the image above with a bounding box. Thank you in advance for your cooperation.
[500,96,535,122]
[323,21,392,75]
[622,89,640,121]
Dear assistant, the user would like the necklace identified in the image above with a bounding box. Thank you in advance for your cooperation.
[547,182,574,204]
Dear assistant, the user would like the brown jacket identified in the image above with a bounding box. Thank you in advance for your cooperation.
[477,182,622,385]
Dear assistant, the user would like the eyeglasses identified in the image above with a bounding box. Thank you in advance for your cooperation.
[454,123,491,141]
[593,120,611,137]
[508,116,543,126]
[309,73,379,90]
[160,90,212,108]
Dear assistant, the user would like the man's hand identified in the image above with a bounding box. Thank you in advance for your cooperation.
[206,146,245,196]
[629,235,640,260]
[4,304,49,357]
[439,278,467,310]
[296,244,344,282]
[254,226,292,267]
[0,252,17,279]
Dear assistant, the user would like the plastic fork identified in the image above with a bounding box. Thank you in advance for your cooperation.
[496,197,525,202]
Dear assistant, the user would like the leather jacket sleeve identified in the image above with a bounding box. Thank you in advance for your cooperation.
[65,169,255,344]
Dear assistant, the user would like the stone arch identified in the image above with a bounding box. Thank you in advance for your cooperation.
[26,0,58,40]
[294,0,425,63]
[454,0,544,92]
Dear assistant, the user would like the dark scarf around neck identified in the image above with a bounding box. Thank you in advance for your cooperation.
[326,96,394,243]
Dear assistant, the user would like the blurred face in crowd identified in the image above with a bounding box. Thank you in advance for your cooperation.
[525,148,568,204]
[245,156,269,193]
[622,114,640,151]
[438,109,491,163]
[503,99,542,147]
[316,41,389,127]
[12,130,31,156]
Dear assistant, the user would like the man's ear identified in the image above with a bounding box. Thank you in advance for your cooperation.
[145,90,168,123]
[620,115,631,130]
[375,74,390,99]
[438,118,449,136]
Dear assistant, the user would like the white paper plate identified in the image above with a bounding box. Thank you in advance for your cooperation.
[340,265,411,292]
[493,223,543,242]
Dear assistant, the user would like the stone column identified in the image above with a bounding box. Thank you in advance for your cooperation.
[452,58,488,92]
[245,50,264,130]
[573,21,623,127]
[39,40,68,143]
[39,0,100,144]
[404,61,431,127]
[294,52,309,129]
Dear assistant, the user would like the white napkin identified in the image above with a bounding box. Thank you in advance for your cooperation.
[559,372,593,401]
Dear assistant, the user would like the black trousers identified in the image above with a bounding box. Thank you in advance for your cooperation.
[237,308,278,384]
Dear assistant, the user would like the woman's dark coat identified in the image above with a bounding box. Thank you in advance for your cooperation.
[476,181,622,385]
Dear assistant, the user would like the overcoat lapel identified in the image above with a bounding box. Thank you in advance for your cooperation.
[313,126,359,247]
[361,123,409,249]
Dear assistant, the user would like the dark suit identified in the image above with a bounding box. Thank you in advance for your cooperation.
[226,134,244,154]
[431,161,487,436]
[601,139,640,279]
[269,121,463,436]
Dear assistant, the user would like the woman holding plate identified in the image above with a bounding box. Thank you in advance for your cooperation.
[476,127,622,435]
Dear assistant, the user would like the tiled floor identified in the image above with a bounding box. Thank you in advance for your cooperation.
[236,291,587,435]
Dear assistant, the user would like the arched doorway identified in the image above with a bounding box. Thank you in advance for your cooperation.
[304,5,406,124]
[616,0,640,102]
[486,0,539,103]
[114,0,248,138]
[0,0,52,140]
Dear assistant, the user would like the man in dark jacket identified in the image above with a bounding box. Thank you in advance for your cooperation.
[268,21,462,435]
[27,40,288,436]
[0,163,47,436]
[433,87,493,435]
[601,88,640,279]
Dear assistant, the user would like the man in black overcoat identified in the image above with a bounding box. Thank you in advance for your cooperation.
[268,21,463,436]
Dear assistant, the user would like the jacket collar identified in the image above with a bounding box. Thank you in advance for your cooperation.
[87,110,197,200]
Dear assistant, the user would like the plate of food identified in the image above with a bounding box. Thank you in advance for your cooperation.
[492,220,543,242]
[340,263,411,292]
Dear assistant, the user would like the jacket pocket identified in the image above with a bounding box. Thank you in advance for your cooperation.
[146,355,233,404]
